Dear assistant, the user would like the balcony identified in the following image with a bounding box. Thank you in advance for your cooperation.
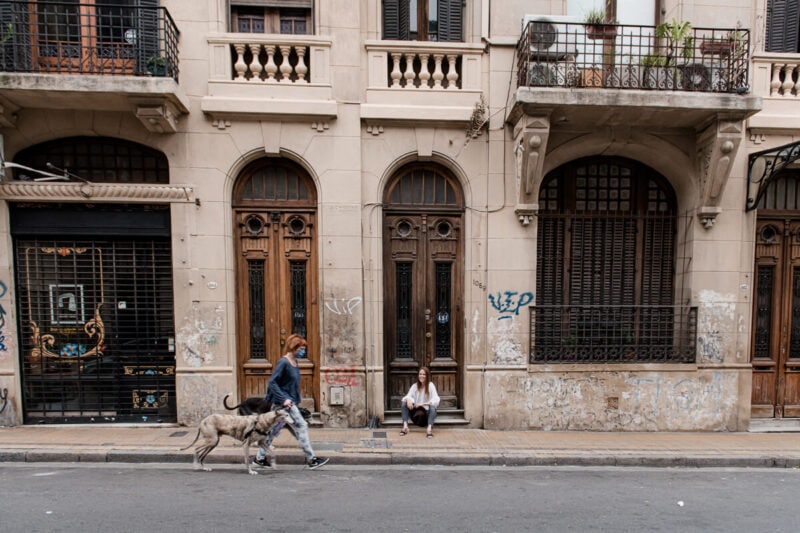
[361,40,484,126]
[747,53,800,135]
[508,20,760,131]
[0,1,187,133]
[531,305,698,364]
[200,34,335,126]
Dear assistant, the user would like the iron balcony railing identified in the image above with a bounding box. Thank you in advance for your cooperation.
[530,305,698,363]
[0,1,179,80]
[517,20,749,93]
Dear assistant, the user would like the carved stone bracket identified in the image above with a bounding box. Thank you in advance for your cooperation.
[695,118,743,229]
[134,100,181,134]
[512,113,551,227]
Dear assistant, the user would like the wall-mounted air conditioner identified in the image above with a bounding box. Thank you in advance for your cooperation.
[520,15,582,62]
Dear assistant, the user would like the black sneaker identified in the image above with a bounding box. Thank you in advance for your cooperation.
[307,456,329,469]
[251,456,272,468]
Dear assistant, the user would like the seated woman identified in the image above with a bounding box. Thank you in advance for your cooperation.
[399,366,440,438]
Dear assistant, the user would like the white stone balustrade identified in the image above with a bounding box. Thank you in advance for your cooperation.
[752,53,800,97]
[367,41,483,91]
[207,34,331,85]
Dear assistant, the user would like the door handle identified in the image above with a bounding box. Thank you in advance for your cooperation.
[426,332,432,338]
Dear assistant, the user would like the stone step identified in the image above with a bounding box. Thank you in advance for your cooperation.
[380,409,469,426]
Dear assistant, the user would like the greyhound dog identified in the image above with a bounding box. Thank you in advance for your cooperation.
[181,409,294,474]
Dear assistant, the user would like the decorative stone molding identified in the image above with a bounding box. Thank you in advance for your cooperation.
[0,97,19,128]
[695,118,742,229]
[212,119,232,130]
[366,124,384,136]
[0,182,195,203]
[512,113,551,226]
[311,121,329,132]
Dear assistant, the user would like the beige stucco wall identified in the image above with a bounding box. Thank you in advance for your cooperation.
[0,0,791,431]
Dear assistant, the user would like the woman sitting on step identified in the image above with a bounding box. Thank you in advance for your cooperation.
[399,366,440,438]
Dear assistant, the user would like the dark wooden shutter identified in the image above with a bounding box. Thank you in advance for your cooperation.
[437,0,463,42]
[766,0,800,52]
[383,0,410,40]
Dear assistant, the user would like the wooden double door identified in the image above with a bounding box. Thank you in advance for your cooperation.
[233,159,319,410]
[752,217,800,418]
[383,211,463,410]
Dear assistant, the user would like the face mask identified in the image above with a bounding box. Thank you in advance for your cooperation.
[296,347,307,358]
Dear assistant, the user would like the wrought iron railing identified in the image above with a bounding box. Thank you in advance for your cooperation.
[530,305,698,363]
[517,20,749,93]
[0,1,179,80]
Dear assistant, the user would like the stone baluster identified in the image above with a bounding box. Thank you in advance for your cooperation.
[445,54,459,90]
[432,54,444,89]
[770,63,783,96]
[790,65,799,97]
[403,52,416,88]
[264,45,278,82]
[279,45,293,83]
[418,54,430,89]
[390,53,403,87]
[249,43,263,81]
[781,64,796,96]
[233,44,247,79]
[295,46,308,83]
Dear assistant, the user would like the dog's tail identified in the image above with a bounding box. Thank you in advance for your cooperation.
[179,428,202,451]
[222,393,243,412]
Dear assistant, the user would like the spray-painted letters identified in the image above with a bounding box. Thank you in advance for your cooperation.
[488,290,534,320]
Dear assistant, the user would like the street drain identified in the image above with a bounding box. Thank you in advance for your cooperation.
[169,431,188,437]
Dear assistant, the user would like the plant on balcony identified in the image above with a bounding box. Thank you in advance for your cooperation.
[146,56,169,76]
[655,19,693,67]
[584,8,617,40]
[699,28,746,58]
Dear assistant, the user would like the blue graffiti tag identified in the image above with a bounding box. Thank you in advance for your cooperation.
[488,291,534,320]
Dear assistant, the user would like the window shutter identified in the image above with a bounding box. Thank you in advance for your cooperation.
[766,0,800,52]
[437,0,463,42]
[383,0,409,40]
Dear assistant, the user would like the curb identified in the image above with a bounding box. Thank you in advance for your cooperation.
[1,449,799,468]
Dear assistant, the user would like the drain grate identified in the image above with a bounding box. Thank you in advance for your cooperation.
[372,431,387,438]
[169,431,188,437]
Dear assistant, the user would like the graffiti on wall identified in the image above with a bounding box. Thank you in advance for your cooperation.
[488,291,534,320]
[179,303,224,367]
[323,293,361,364]
[0,280,7,352]
[323,365,361,387]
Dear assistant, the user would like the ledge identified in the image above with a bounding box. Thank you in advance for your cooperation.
[0,182,195,203]
[201,95,337,122]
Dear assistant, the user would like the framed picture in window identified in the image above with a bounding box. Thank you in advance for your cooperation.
[49,284,86,325]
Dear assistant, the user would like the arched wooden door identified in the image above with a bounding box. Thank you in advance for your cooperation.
[233,159,319,410]
[383,163,464,410]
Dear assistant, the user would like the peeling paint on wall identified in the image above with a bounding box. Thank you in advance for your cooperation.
[697,290,736,364]
[514,371,739,431]
[177,374,219,426]
[178,303,225,368]
[487,318,524,365]
[323,292,361,365]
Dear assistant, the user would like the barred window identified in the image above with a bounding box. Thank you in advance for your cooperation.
[533,157,695,363]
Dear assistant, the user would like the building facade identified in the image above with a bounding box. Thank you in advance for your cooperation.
[0,0,795,432]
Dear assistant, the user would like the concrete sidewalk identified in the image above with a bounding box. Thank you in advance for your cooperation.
[1,425,800,468]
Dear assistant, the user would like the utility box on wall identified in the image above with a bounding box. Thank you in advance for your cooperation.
[329,386,345,406]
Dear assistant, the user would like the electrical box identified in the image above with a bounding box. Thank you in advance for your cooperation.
[329,386,345,406]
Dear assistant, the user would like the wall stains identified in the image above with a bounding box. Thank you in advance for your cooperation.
[177,374,219,426]
[323,292,361,365]
[487,318,524,365]
[510,371,739,431]
[696,290,735,364]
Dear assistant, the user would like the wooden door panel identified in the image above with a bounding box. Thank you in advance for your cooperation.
[236,209,318,410]
[752,218,800,419]
[385,213,462,410]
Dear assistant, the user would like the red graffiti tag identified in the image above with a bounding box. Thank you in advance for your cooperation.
[323,366,360,387]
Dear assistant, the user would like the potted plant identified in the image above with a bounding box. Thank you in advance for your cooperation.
[699,28,746,58]
[655,18,693,67]
[146,56,169,76]
[584,8,617,40]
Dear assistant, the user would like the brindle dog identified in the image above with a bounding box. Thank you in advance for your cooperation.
[181,409,294,475]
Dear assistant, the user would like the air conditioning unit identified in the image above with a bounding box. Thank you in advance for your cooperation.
[521,15,581,62]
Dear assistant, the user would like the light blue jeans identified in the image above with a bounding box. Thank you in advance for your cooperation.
[256,404,315,461]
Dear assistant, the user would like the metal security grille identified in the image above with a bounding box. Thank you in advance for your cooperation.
[435,262,451,358]
[396,262,412,357]
[248,260,266,358]
[290,261,307,338]
[535,158,685,363]
[14,237,176,423]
